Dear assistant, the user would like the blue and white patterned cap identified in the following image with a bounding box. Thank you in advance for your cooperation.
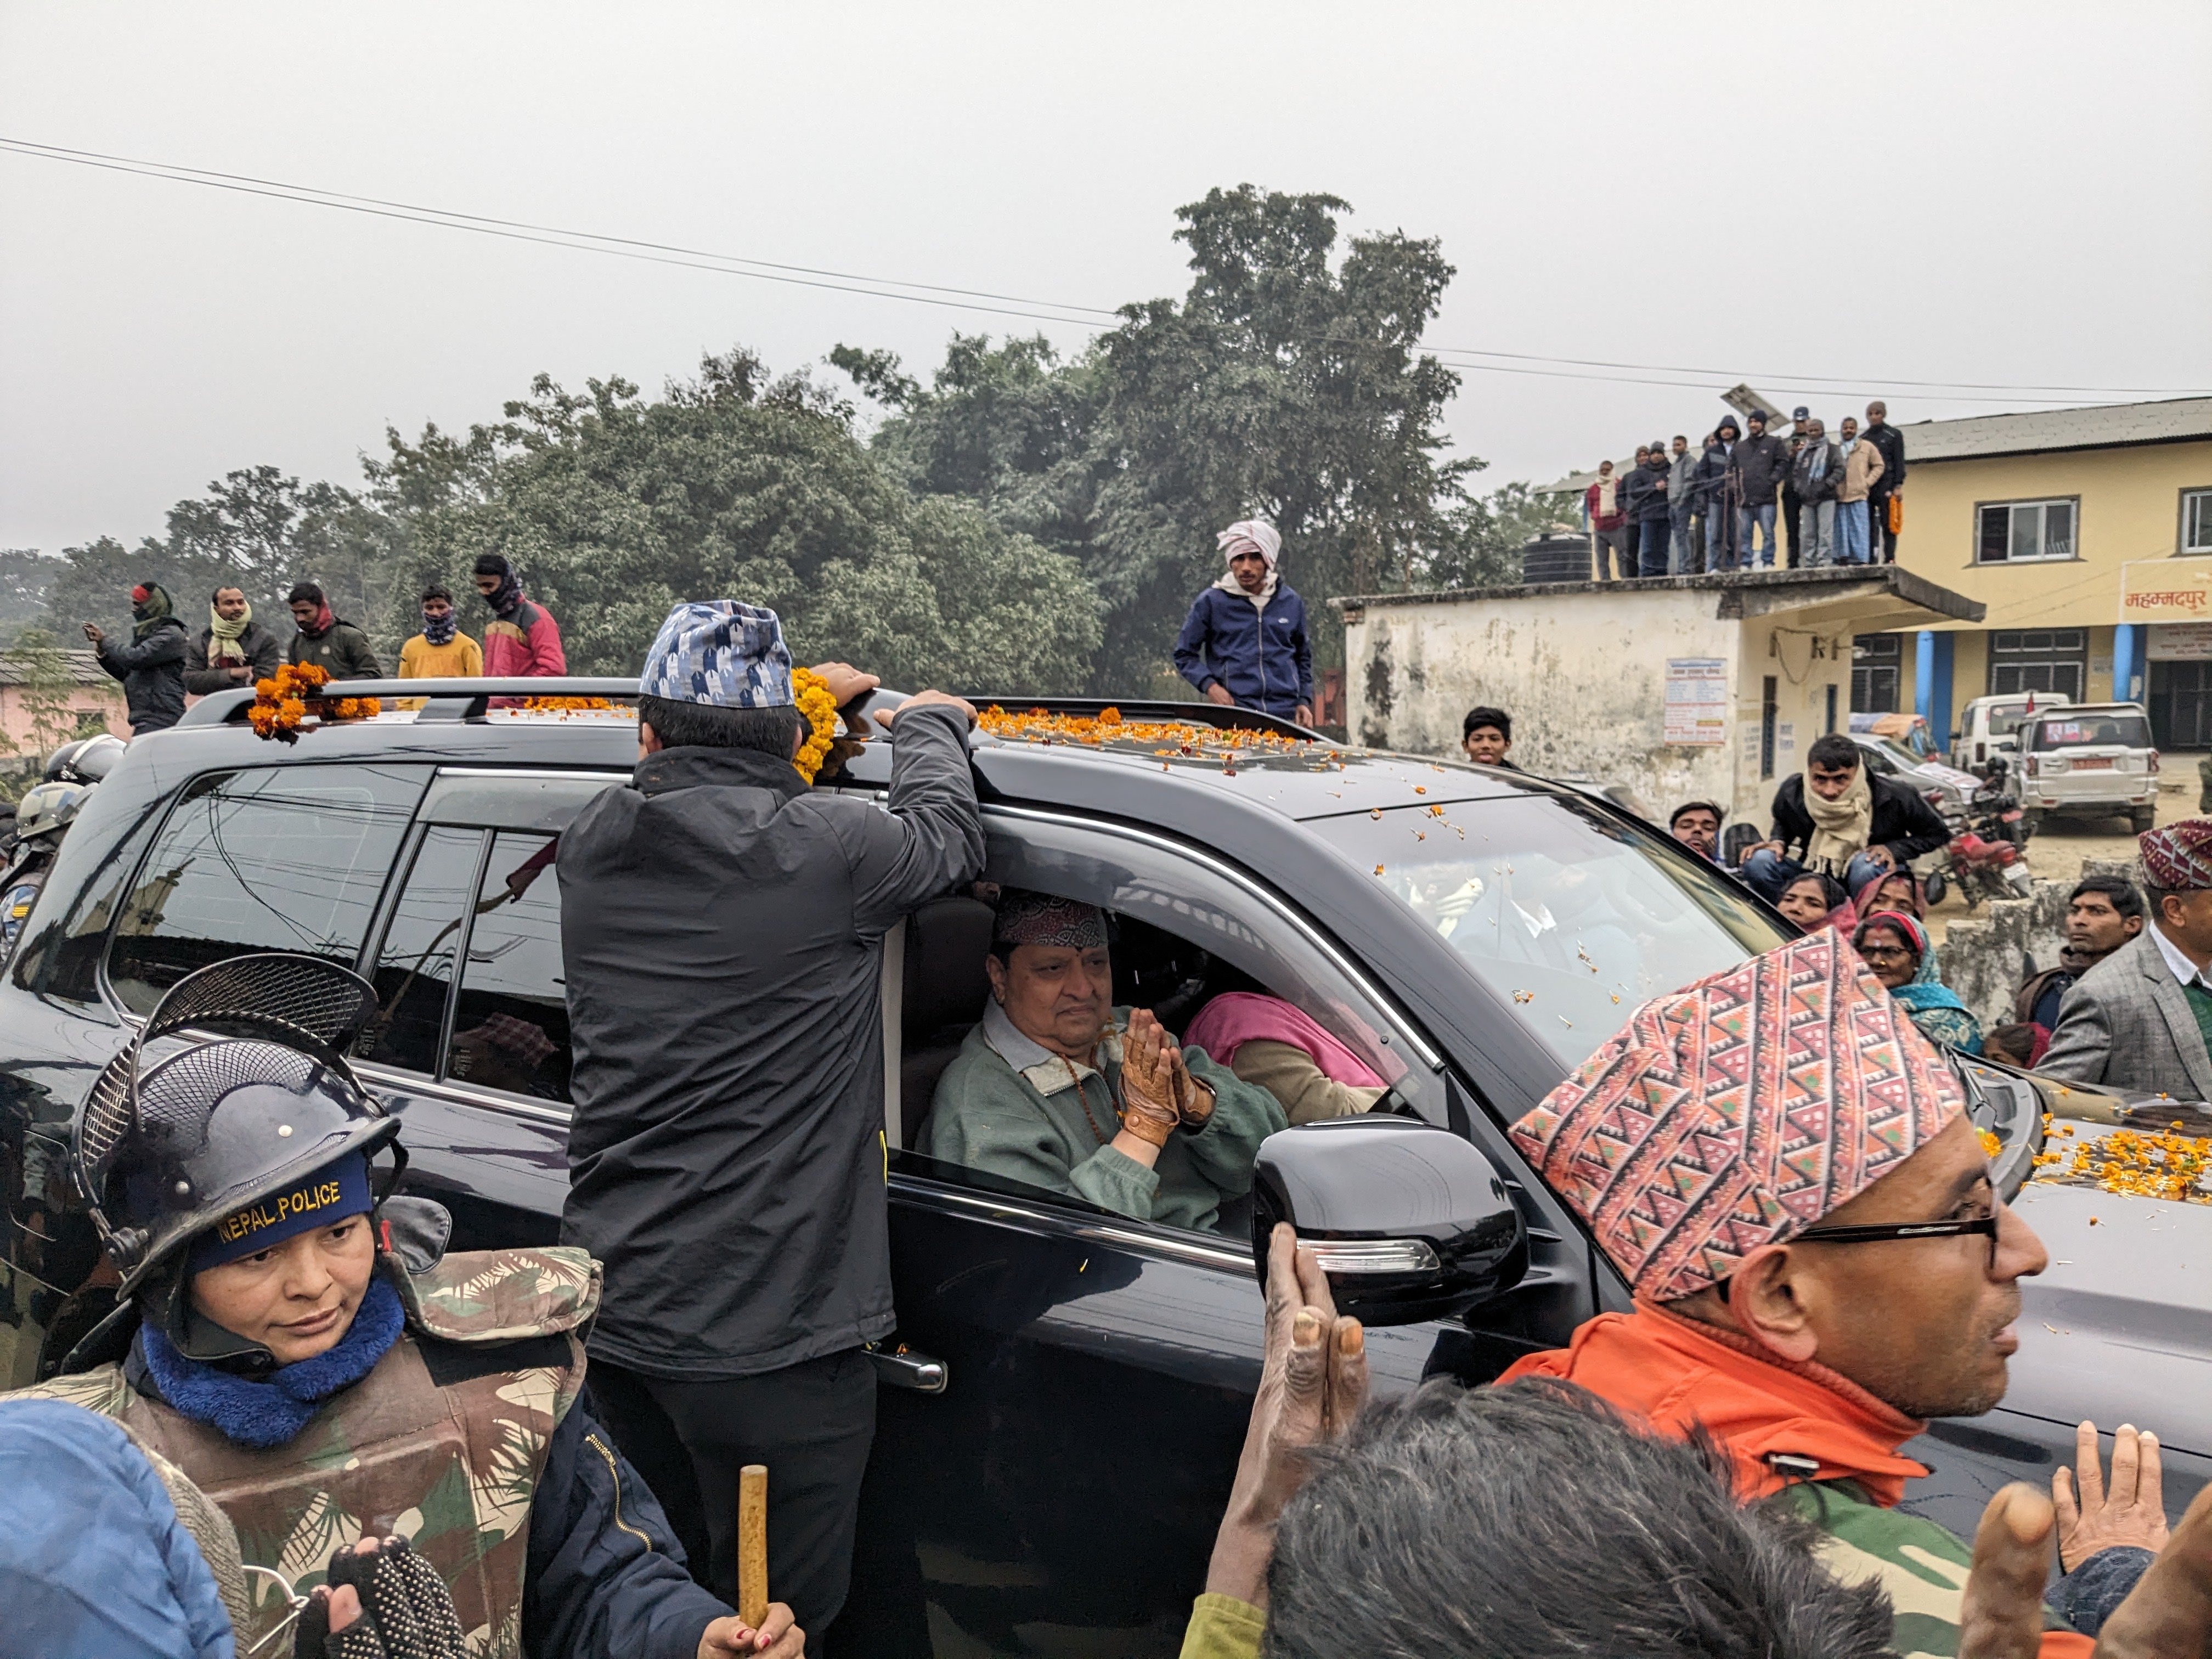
[639,601,795,708]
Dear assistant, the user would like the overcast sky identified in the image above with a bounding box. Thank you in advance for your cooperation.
[3,2,2208,556]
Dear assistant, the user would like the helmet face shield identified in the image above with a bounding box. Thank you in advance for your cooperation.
[74,953,398,1297]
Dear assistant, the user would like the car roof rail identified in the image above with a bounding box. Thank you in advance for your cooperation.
[961,696,1323,741]
[176,677,644,728]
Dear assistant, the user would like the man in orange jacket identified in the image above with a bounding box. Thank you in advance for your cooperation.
[1499,932,2169,1654]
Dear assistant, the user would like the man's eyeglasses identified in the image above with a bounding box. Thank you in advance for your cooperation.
[1797,1212,2000,1269]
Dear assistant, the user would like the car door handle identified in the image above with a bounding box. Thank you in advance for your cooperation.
[866,1344,949,1394]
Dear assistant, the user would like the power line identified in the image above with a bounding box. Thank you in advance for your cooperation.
[4,134,2207,407]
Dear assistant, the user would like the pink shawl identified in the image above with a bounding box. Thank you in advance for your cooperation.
[1180,993,1387,1087]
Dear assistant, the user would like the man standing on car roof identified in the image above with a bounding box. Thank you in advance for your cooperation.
[558,601,984,1637]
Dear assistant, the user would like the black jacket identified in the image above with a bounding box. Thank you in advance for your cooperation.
[1621,456,1673,523]
[289,618,383,680]
[1791,439,1844,504]
[1690,441,1734,514]
[1863,420,1907,498]
[558,706,985,1379]
[184,619,284,695]
[1767,770,1952,868]
[1728,432,1792,504]
[94,617,188,734]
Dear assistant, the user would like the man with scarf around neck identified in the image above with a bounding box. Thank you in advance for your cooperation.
[19,953,802,1659]
[398,582,484,682]
[1172,520,1314,725]
[84,580,189,735]
[1496,932,2171,1655]
[1739,730,1951,904]
[473,554,566,681]
[285,581,383,680]
[558,602,983,1637]
[184,584,283,696]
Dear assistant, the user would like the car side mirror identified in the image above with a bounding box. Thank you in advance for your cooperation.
[1250,1116,1527,1327]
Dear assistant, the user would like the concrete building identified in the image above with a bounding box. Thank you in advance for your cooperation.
[1870,397,2212,748]
[1339,566,1982,830]
[0,647,126,754]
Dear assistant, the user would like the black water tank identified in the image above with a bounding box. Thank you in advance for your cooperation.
[1521,534,1589,585]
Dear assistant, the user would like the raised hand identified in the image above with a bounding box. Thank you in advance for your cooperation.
[2058,1421,2170,1571]
[1118,1009,1181,1147]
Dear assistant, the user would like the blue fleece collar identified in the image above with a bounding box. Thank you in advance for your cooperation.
[139,1276,407,1449]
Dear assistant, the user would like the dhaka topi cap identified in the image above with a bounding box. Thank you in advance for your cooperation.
[188,1150,372,1274]
[1506,931,1962,1301]
[640,601,795,709]
[1217,519,1282,571]
[2140,820,2212,892]
[993,889,1109,951]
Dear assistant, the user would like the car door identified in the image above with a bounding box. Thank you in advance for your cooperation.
[837,804,1593,1658]
[2,759,433,1383]
[352,766,625,1250]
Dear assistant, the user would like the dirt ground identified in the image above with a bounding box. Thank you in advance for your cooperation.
[1923,752,2207,947]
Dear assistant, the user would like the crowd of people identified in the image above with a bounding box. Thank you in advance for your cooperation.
[1582,400,1909,580]
[13,512,2212,1659]
[82,552,566,737]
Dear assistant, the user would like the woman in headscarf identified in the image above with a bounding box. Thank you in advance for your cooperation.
[1849,861,1938,975]
[1170,519,1314,725]
[1775,871,1854,936]
[1854,909,1984,1054]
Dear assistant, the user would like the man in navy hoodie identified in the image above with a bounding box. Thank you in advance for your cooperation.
[1174,518,1314,725]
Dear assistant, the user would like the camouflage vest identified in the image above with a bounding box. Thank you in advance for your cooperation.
[25,1246,599,1658]
[1779,1479,2076,1659]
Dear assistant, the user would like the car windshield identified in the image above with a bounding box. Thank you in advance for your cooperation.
[1989,706,2045,738]
[1307,793,1787,1066]
[2027,714,2151,751]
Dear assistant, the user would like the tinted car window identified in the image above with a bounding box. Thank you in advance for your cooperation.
[108,764,428,1014]
[2027,715,2152,751]
[359,826,484,1075]
[447,832,570,1104]
[1308,793,1786,1068]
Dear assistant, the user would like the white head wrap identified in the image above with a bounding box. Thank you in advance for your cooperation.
[1217,519,1282,571]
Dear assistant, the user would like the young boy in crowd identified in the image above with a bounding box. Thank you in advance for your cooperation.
[1462,707,1516,769]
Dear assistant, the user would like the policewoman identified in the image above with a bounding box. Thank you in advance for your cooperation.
[21,953,801,1659]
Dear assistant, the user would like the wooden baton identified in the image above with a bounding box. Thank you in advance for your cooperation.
[737,1463,770,1629]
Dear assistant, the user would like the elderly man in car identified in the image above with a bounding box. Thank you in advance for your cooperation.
[924,890,1286,1231]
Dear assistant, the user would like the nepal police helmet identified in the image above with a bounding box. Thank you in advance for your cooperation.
[73,952,401,1311]
[13,779,87,842]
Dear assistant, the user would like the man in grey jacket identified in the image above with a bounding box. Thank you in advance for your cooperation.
[1666,435,1699,574]
[2040,822,2212,1100]
[559,600,984,1638]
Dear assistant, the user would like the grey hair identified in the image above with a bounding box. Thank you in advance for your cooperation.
[1262,1378,1895,1659]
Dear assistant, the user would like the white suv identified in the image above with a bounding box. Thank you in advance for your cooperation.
[2016,702,2159,834]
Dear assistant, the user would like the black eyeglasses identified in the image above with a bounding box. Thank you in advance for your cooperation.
[1796,1212,2000,1268]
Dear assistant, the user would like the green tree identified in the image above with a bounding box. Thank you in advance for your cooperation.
[840,185,1499,695]
[380,348,1101,688]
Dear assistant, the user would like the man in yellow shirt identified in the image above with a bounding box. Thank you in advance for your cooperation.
[397,583,484,680]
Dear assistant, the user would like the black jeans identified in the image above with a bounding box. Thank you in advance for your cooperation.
[1781,488,1803,566]
[589,1347,878,1635]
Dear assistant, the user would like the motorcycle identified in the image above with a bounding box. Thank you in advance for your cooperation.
[1921,777,2032,911]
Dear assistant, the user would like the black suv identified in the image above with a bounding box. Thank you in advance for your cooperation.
[0,680,2196,1657]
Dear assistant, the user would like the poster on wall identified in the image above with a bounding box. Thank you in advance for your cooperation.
[1663,657,1728,746]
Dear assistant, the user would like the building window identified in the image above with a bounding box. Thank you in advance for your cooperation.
[1977,498,2077,563]
[1852,634,1901,714]
[2185,489,2212,555]
[1988,629,2086,701]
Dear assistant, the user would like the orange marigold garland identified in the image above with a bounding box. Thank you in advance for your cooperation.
[976,705,1313,760]
[792,668,839,783]
[517,695,618,715]
[247,662,382,744]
